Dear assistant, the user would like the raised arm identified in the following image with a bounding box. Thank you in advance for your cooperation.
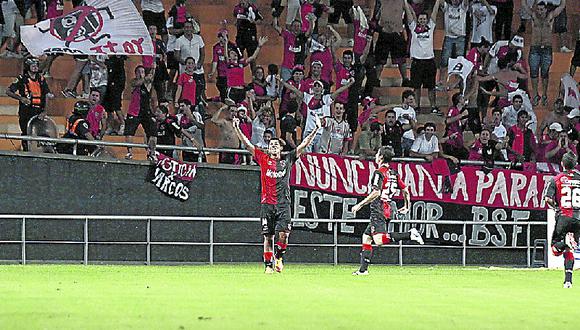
[232,117,256,156]
[272,22,282,35]
[431,0,442,22]
[296,115,322,157]
[403,0,416,24]
[247,36,268,63]
[480,0,495,15]
[549,0,566,20]
[277,76,304,100]
[211,104,228,125]
[328,25,342,53]
[330,77,355,100]
[521,0,534,19]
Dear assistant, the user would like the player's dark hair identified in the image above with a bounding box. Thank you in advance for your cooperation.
[512,94,523,102]
[270,137,286,146]
[402,90,415,102]
[378,146,395,163]
[144,68,154,75]
[451,92,462,107]
[562,151,578,170]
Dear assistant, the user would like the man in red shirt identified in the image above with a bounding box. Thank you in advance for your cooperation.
[545,151,580,288]
[232,114,322,274]
[351,146,424,275]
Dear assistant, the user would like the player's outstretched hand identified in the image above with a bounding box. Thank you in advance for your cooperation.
[232,117,240,128]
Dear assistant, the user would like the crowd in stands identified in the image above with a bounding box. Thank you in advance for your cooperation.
[1,0,579,168]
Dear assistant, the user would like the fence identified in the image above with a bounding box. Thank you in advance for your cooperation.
[0,215,547,267]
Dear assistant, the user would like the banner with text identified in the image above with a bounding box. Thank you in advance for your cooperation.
[290,154,550,246]
[148,153,197,201]
[21,0,154,56]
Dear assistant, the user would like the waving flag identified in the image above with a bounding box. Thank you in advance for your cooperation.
[21,0,154,57]
[561,73,580,109]
[447,56,474,95]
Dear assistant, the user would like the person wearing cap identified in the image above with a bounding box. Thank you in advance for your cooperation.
[358,96,388,130]
[537,98,570,139]
[545,125,577,164]
[209,28,242,102]
[507,110,537,162]
[484,35,525,75]
[521,0,567,107]
[6,57,54,151]
[278,75,354,152]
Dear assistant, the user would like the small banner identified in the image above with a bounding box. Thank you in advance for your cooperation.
[21,0,154,56]
[148,152,197,201]
[447,56,474,95]
[561,73,580,109]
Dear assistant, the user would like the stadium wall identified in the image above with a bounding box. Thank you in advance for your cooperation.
[0,152,539,266]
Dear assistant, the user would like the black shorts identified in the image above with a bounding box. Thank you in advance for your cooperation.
[260,204,292,236]
[142,10,168,35]
[328,0,353,24]
[363,219,388,236]
[166,51,179,71]
[551,214,580,245]
[410,58,436,90]
[572,42,580,67]
[103,79,125,113]
[227,87,246,104]
[124,114,157,138]
[236,30,258,57]
[552,8,567,34]
[374,31,406,65]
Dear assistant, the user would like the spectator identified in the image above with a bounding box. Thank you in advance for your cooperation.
[271,0,284,27]
[478,54,528,110]
[537,99,569,137]
[521,0,567,106]
[251,106,275,148]
[320,102,352,155]
[124,66,157,160]
[491,0,514,41]
[547,0,572,53]
[209,28,241,102]
[249,66,273,107]
[233,0,263,71]
[166,0,188,100]
[329,0,354,46]
[485,35,525,75]
[309,27,341,86]
[144,25,170,103]
[333,50,357,133]
[394,90,418,156]
[352,5,371,64]
[152,105,196,158]
[89,56,108,98]
[279,65,306,119]
[468,128,505,161]
[381,109,405,157]
[438,0,469,87]
[86,89,106,140]
[355,121,382,159]
[545,130,577,164]
[0,0,24,58]
[256,129,274,149]
[211,104,240,164]
[61,55,90,99]
[410,122,440,161]
[470,0,497,45]
[443,93,469,160]
[357,96,388,129]
[502,94,537,131]
[304,61,330,94]
[274,17,315,82]
[6,58,54,151]
[224,36,268,104]
[103,55,127,135]
[507,110,537,162]
[174,20,205,103]
[280,106,299,151]
[403,0,441,114]
[491,108,508,141]
[174,57,198,109]
[141,0,168,45]
[279,77,354,152]
[177,99,205,162]
[536,122,562,162]
[265,64,280,101]
[373,0,410,86]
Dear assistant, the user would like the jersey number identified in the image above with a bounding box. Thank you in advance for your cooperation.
[560,186,580,208]
[381,180,398,200]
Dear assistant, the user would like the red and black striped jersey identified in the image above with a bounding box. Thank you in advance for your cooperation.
[254,149,298,205]
[546,169,580,218]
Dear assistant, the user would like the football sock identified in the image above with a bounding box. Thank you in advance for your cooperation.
[264,252,273,268]
[275,242,287,260]
[390,232,411,242]
[564,251,574,283]
[359,244,373,272]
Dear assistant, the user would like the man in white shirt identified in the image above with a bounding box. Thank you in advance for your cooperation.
[393,89,417,156]
[470,0,496,45]
[410,122,440,161]
[403,0,441,114]
[502,94,537,132]
[438,0,469,87]
[141,0,168,44]
[174,20,206,105]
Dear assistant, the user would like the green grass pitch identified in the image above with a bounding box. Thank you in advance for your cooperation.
[0,264,578,329]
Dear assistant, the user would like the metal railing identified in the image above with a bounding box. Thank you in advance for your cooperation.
[0,215,547,267]
[0,133,525,168]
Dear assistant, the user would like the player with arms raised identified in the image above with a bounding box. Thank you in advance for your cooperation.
[351,146,424,275]
[232,115,322,274]
[545,151,580,288]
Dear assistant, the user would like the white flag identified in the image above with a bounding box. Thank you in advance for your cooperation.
[447,56,474,95]
[561,73,580,109]
[21,0,154,57]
